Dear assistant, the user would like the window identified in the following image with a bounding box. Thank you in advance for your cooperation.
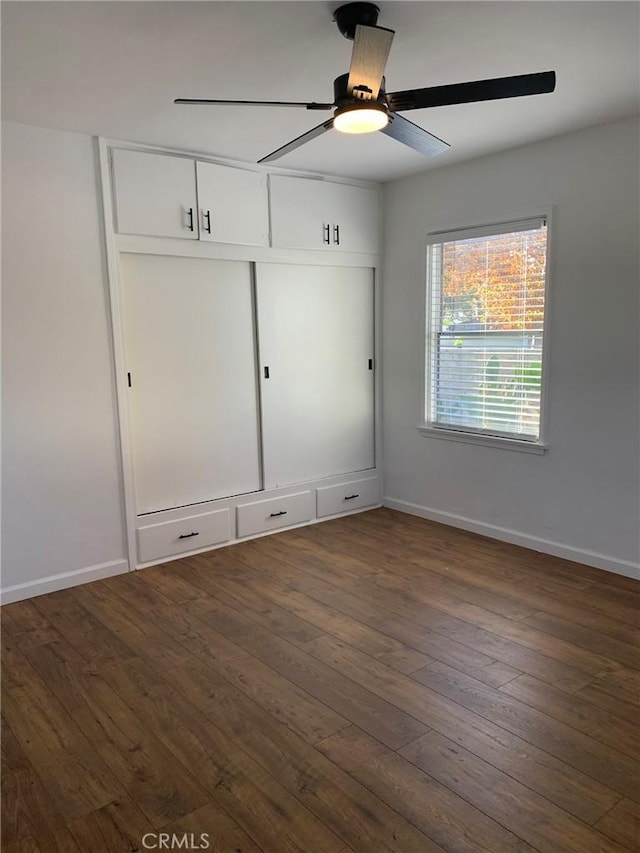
[424,216,549,448]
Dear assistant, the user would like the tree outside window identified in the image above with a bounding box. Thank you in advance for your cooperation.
[426,220,548,442]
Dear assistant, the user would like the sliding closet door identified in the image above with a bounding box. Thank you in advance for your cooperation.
[256,263,374,488]
[120,254,260,514]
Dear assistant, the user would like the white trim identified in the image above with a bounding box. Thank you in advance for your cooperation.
[421,206,557,245]
[96,137,137,571]
[426,216,547,244]
[382,497,640,580]
[538,207,555,447]
[417,425,547,454]
[115,234,378,268]
[0,560,129,605]
[373,267,383,482]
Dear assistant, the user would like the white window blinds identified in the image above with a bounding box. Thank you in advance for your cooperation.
[426,217,548,442]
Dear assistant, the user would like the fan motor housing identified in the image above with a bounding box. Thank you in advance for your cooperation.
[333,72,386,107]
[333,3,380,40]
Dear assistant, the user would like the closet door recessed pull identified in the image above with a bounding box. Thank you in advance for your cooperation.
[264,366,270,379]
[344,494,359,500]
[186,207,194,231]
[269,510,287,517]
[178,531,199,539]
[368,359,373,370]
[203,210,212,233]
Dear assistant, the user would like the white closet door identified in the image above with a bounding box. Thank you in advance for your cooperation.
[256,263,375,488]
[120,254,261,514]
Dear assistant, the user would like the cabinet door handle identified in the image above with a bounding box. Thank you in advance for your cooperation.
[178,531,199,539]
[203,210,211,234]
[269,510,287,517]
[333,224,340,245]
[323,223,330,245]
[344,494,359,500]
[186,207,194,232]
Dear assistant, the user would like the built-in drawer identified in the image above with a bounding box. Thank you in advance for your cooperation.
[316,477,380,518]
[137,508,231,563]
[236,490,313,538]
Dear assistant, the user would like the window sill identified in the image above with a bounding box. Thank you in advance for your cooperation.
[418,425,548,454]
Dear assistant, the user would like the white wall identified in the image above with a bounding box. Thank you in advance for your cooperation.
[382,117,639,576]
[2,117,637,601]
[1,121,127,601]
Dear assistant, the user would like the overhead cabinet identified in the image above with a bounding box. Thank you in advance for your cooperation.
[268,174,380,254]
[111,147,380,254]
[112,149,198,240]
[196,160,268,246]
[111,148,268,246]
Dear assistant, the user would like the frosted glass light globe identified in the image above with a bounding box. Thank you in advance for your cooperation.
[334,104,388,134]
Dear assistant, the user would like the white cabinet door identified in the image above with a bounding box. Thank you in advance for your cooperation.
[120,254,261,514]
[196,161,268,246]
[324,181,380,254]
[269,174,379,253]
[112,149,198,239]
[256,263,375,488]
[269,175,329,250]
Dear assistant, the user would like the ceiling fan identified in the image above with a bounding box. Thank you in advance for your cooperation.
[175,2,556,164]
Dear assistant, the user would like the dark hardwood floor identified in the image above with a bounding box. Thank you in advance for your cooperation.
[2,508,639,852]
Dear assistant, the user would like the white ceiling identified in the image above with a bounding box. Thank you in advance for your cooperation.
[2,1,639,182]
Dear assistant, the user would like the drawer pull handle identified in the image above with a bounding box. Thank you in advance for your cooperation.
[178,531,200,539]
[323,223,330,245]
[344,494,360,500]
[269,510,287,517]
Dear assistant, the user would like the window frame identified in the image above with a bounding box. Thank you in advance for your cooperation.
[420,211,553,454]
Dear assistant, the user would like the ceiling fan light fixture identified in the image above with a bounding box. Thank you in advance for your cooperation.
[333,102,388,134]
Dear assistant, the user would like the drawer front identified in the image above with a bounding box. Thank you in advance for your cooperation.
[137,508,230,563]
[316,477,380,518]
[237,491,313,538]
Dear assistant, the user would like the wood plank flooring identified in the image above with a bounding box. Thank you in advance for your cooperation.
[2,508,639,852]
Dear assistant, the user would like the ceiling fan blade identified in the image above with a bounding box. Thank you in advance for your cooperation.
[174,98,334,111]
[258,119,335,164]
[387,71,556,112]
[381,113,450,157]
[347,24,395,100]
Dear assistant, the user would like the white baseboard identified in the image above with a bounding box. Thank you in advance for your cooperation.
[382,497,640,581]
[0,559,130,605]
